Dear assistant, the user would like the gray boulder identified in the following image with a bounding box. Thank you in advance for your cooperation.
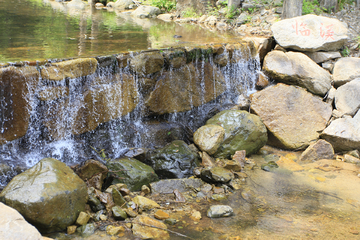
[320,111,360,152]
[304,51,341,63]
[0,202,42,240]
[131,6,161,18]
[334,79,360,116]
[207,205,234,218]
[332,57,360,87]
[0,158,87,233]
[250,84,332,150]
[113,0,133,10]
[193,124,225,155]
[149,140,201,179]
[206,110,268,158]
[263,50,332,96]
[271,14,349,52]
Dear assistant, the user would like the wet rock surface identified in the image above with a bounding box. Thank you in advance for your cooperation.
[0,158,87,233]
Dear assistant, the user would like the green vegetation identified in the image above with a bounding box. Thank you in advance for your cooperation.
[225,5,239,19]
[150,0,176,12]
[302,0,322,14]
[341,46,350,57]
[181,7,200,18]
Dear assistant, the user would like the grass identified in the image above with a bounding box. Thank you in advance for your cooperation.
[150,0,176,12]
[181,7,200,18]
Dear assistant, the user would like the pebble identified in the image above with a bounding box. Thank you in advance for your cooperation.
[154,210,170,220]
[207,205,234,218]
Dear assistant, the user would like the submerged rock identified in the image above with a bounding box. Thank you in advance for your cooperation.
[207,205,234,218]
[206,110,268,158]
[149,140,201,179]
[106,157,159,191]
[0,158,87,233]
[132,215,169,239]
[150,178,204,194]
[131,5,161,18]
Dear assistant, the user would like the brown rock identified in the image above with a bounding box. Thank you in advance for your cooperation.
[145,62,226,115]
[76,159,108,190]
[41,58,98,81]
[67,225,77,235]
[250,84,332,150]
[132,215,169,239]
[256,71,269,89]
[232,150,246,167]
[129,52,164,75]
[201,151,215,168]
[299,139,334,162]
[154,210,170,220]
[0,66,39,145]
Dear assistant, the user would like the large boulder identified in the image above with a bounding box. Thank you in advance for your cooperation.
[304,51,341,64]
[106,157,159,191]
[40,58,98,81]
[0,158,87,233]
[131,6,161,18]
[250,84,332,150]
[206,110,268,158]
[0,66,39,145]
[113,0,133,10]
[334,79,360,116]
[332,57,360,87]
[148,140,201,179]
[0,202,42,240]
[320,110,360,152]
[145,62,226,115]
[263,50,332,96]
[271,14,349,52]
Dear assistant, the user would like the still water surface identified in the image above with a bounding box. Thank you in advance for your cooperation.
[0,0,237,62]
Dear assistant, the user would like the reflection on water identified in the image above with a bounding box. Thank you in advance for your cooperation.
[0,0,238,63]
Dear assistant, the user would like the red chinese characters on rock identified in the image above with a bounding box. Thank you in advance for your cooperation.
[292,20,336,40]
[292,20,311,36]
[320,23,335,40]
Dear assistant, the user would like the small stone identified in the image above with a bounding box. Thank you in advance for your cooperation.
[133,196,160,210]
[165,218,178,225]
[211,194,227,201]
[229,178,244,190]
[76,212,91,226]
[201,167,234,183]
[112,206,128,220]
[77,223,96,237]
[125,207,138,218]
[344,154,360,164]
[232,150,246,167]
[112,188,126,207]
[67,225,77,235]
[207,205,234,218]
[154,210,170,220]
[106,225,125,236]
[141,185,151,195]
[94,210,106,222]
[190,210,202,221]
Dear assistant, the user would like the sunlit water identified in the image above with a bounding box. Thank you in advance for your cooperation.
[0,0,240,63]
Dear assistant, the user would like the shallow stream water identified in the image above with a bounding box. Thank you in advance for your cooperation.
[0,0,239,62]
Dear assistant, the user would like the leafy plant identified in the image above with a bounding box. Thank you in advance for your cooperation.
[151,0,176,12]
[91,146,111,162]
[181,7,200,18]
[225,5,239,19]
[302,0,323,14]
[341,46,350,57]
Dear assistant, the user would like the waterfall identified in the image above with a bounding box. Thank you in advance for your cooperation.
[0,43,260,187]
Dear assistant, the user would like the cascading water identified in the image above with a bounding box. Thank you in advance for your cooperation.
[0,44,260,188]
